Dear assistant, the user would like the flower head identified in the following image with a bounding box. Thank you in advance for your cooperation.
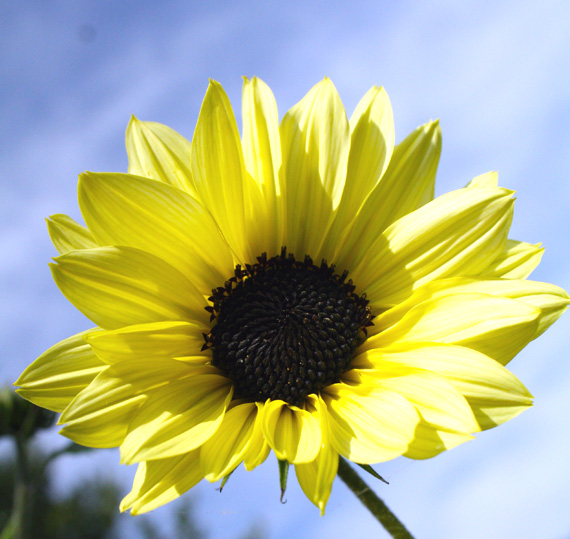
[16,78,568,515]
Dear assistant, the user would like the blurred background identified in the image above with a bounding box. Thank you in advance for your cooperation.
[1,1,569,537]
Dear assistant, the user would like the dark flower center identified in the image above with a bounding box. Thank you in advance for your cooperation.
[203,248,373,406]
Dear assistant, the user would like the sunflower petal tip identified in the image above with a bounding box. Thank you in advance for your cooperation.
[78,170,94,183]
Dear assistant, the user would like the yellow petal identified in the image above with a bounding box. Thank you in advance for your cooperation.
[126,116,196,196]
[58,359,199,447]
[464,171,499,188]
[242,77,282,196]
[78,171,233,293]
[351,364,478,459]
[120,374,233,463]
[349,360,477,461]
[404,423,475,460]
[359,367,479,435]
[241,77,283,257]
[372,277,569,361]
[353,187,515,308]
[241,77,282,253]
[319,87,394,260]
[322,382,419,464]
[61,359,201,424]
[280,78,350,258]
[335,120,441,269]
[58,367,152,448]
[120,450,202,515]
[294,395,338,515]
[242,403,271,471]
[200,402,258,481]
[15,329,104,412]
[376,343,533,430]
[443,278,568,341]
[346,86,395,197]
[50,246,208,330]
[366,292,540,366]
[260,399,321,464]
[191,80,263,263]
[46,214,98,254]
[59,394,146,448]
[84,321,209,365]
[481,239,544,279]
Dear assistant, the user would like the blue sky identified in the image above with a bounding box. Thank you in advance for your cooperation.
[1,1,570,537]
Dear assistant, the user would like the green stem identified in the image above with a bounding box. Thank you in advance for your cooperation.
[337,457,415,539]
[3,434,32,539]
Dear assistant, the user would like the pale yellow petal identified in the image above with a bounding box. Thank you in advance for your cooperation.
[61,359,202,424]
[280,78,350,258]
[481,239,544,279]
[242,77,282,196]
[347,86,394,194]
[243,403,271,471]
[335,120,441,269]
[191,80,263,263]
[58,368,151,448]
[464,171,499,188]
[322,382,419,464]
[376,343,533,430]
[241,78,283,257]
[200,402,258,481]
[294,395,338,515]
[372,277,569,361]
[350,364,478,459]
[50,246,208,330]
[59,394,146,448]
[353,187,514,308]
[404,423,475,460]
[366,292,540,366]
[319,87,394,260]
[120,374,233,463]
[260,399,321,464]
[359,368,479,434]
[120,451,203,515]
[126,116,196,196]
[15,329,104,412]
[84,321,209,365]
[57,359,200,447]
[359,119,441,226]
[78,171,233,293]
[46,214,97,254]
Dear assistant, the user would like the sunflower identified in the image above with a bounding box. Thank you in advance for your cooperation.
[15,78,568,515]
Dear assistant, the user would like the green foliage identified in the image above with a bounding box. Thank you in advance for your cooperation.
[0,447,120,538]
[0,389,55,438]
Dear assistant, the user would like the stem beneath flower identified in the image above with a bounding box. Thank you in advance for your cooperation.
[337,457,415,539]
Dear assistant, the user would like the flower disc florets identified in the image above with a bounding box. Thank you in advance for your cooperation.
[204,248,374,406]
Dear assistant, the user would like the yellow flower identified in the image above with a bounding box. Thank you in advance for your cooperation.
[15,78,568,515]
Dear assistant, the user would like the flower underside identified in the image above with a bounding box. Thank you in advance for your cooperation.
[204,248,373,406]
